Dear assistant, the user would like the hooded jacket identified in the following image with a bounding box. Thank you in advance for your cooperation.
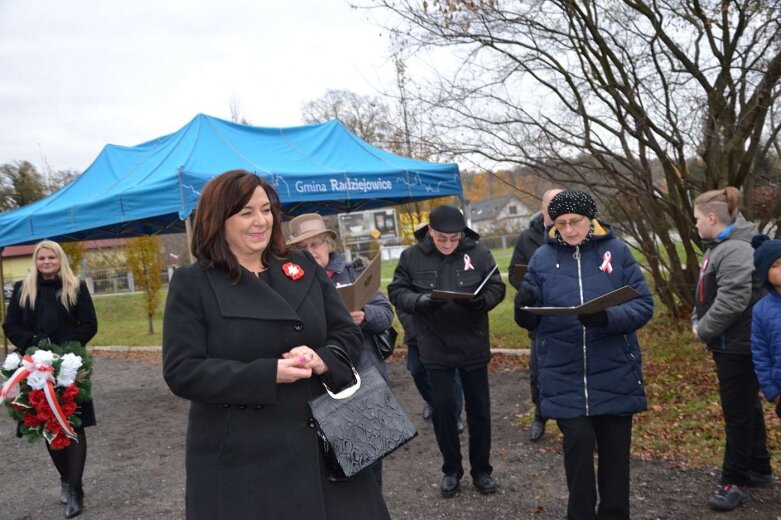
[750,241,781,404]
[692,214,761,354]
[514,222,653,419]
[388,224,505,367]
[508,212,546,288]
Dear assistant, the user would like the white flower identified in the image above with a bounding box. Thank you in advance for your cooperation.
[56,353,83,387]
[31,349,56,365]
[2,352,21,371]
[26,370,52,390]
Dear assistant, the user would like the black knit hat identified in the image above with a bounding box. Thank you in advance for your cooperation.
[753,234,781,289]
[547,190,598,221]
[428,205,466,233]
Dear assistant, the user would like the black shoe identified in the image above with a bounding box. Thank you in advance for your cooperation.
[457,419,464,434]
[422,403,433,421]
[59,481,70,504]
[65,489,84,518]
[473,473,497,495]
[440,474,460,498]
[708,484,747,511]
[529,417,546,442]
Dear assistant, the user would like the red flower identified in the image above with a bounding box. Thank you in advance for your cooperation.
[28,389,45,407]
[50,433,71,450]
[22,413,41,427]
[36,403,52,422]
[63,385,79,401]
[61,401,77,417]
[45,418,62,434]
[283,262,305,280]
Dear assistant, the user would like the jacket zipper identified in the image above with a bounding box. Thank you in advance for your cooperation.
[575,246,589,416]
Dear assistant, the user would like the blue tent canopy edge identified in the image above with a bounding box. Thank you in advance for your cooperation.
[0,114,462,246]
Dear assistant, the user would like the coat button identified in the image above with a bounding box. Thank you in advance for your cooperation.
[254,404,264,410]
[307,418,316,429]
[222,404,230,408]
[293,322,304,331]
[237,404,247,410]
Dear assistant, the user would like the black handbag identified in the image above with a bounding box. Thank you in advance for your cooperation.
[372,326,398,360]
[308,363,417,481]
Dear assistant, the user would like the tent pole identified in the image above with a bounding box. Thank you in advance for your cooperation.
[1,248,7,355]
[185,215,196,264]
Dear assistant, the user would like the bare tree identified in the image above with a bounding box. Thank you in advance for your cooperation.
[301,89,399,148]
[373,0,781,315]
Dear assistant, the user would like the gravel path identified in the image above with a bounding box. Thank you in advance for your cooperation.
[1,352,779,519]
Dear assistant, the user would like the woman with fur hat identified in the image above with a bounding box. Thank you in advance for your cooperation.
[514,190,654,520]
[750,235,781,421]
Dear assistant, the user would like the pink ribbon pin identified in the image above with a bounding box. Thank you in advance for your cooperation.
[599,251,613,274]
[463,254,475,270]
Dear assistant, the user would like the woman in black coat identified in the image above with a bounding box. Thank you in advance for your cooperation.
[3,239,98,518]
[162,170,390,520]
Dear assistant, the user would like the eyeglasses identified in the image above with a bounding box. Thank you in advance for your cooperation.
[554,216,587,230]
[431,232,462,245]
[292,237,327,250]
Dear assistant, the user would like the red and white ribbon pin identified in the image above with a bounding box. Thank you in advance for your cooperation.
[599,251,613,274]
[463,254,475,270]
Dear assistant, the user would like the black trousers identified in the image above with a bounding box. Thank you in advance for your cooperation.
[713,353,772,485]
[406,343,464,414]
[529,337,542,418]
[556,415,632,520]
[426,363,492,479]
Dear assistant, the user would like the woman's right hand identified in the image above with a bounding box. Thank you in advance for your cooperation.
[276,358,313,383]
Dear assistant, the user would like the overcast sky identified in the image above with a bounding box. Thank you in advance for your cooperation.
[0,1,397,172]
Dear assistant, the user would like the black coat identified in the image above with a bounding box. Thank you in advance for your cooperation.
[508,212,545,288]
[162,251,389,520]
[3,279,97,350]
[388,229,506,367]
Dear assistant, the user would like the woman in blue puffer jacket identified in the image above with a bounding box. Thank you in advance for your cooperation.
[514,190,654,520]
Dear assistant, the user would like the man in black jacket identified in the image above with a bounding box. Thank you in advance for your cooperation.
[389,205,506,498]
[509,188,562,442]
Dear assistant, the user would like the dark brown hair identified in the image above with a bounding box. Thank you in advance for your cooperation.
[191,170,288,282]
[693,186,743,224]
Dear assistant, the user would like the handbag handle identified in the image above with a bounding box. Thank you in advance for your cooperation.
[321,345,361,399]
[323,369,361,399]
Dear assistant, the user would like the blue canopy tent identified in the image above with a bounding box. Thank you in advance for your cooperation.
[0,113,462,247]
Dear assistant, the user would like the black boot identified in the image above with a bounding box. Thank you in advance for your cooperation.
[59,480,70,504]
[65,488,83,518]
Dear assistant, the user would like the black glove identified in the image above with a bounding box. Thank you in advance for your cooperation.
[456,295,487,313]
[515,283,539,307]
[415,294,447,314]
[578,311,608,328]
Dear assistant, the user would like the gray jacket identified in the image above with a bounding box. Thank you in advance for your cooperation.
[692,214,761,353]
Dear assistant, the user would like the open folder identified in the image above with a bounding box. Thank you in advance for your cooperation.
[430,265,499,301]
[520,285,642,315]
[336,254,382,311]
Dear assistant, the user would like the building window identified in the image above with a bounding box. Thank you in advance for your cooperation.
[508,205,518,215]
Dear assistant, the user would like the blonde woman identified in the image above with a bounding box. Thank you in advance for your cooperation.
[3,240,97,518]
[691,187,772,510]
